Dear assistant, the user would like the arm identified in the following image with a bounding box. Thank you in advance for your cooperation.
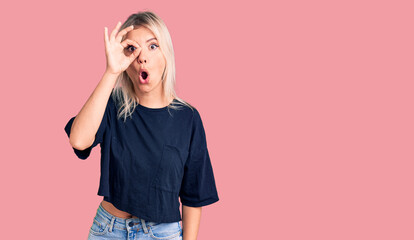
[182,205,202,240]
[69,71,117,150]
[69,22,140,150]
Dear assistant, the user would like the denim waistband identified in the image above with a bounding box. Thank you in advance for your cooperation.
[95,202,158,232]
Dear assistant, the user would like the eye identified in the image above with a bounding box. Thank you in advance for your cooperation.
[127,45,136,52]
[150,43,159,50]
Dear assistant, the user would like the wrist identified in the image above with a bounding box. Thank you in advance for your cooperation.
[104,70,121,78]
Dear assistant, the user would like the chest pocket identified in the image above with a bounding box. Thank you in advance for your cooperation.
[152,144,188,193]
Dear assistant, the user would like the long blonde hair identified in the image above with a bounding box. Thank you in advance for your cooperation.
[112,10,194,122]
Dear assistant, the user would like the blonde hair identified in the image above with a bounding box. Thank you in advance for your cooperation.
[112,10,194,122]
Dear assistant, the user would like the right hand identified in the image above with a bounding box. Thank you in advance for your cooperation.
[104,21,141,76]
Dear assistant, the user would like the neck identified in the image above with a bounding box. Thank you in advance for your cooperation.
[136,92,174,108]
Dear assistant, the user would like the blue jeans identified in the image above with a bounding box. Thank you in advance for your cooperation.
[87,202,183,240]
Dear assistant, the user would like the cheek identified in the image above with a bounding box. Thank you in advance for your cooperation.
[127,64,138,74]
[125,68,131,77]
[155,54,166,72]
[126,68,137,79]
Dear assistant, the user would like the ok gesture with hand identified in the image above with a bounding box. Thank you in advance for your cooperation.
[104,21,141,76]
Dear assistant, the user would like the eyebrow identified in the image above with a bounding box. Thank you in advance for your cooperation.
[146,38,157,42]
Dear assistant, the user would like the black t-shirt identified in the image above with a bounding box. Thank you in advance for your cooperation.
[64,93,219,223]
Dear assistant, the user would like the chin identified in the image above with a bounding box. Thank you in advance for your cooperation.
[138,85,152,92]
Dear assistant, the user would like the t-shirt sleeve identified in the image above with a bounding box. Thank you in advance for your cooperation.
[64,96,112,160]
[179,108,219,207]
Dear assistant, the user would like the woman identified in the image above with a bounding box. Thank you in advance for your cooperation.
[64,11,219,240]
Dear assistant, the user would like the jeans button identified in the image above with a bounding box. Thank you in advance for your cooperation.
[129,221,134,227]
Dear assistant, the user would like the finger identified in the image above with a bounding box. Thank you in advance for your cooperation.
[116,25,135,43]
[110,21,122,41]
[128,42,141,56]
[129,49,141,62]
[104,27,109,46]
[121,39,141,50]
[122,39,141,61]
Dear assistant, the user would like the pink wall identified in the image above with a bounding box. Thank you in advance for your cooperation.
[1,0,413,239]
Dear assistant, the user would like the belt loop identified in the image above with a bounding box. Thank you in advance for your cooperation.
[140,219,149,234]
[108,216,115,232]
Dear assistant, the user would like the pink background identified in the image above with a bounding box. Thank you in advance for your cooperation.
[1,0,413,239]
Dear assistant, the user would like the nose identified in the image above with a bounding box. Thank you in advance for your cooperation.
[138,53,147,63]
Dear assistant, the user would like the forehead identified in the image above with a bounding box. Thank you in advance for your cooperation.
[125,26,157,42]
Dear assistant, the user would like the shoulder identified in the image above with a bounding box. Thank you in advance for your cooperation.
[108,90,124,113]
[184,103,203,127]
[105,93,116,114]
[175,99,205,122]
[169,98,199,116]
[168,99,207,128]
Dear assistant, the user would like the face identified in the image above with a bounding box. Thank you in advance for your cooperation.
[124,26,166,99]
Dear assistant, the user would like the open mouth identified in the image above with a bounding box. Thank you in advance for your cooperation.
[141,71,148,80]
[139,69,150,84]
